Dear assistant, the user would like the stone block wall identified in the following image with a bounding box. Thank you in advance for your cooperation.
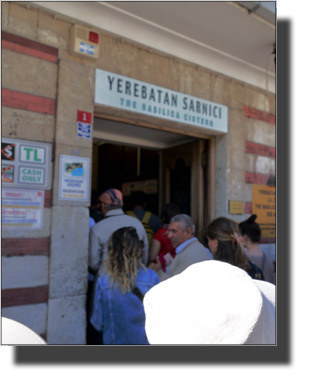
[1,2,94,344]
[1,18,58,341]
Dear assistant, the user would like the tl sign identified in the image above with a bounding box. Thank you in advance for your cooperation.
[20,146,45,163]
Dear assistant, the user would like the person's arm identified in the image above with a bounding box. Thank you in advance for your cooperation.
[148,257,171,281]
[90,280,103,332]
[142,229,149,266]
[89,228,102,275]
[148,239,161,265]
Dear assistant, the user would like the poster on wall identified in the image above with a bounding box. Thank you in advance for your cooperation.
[2,188,44,230]
[252,185,276,238]
[58,155,90,201]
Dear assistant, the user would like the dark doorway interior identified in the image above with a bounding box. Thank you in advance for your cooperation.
[96,143,160,215]
[170,158,191,215]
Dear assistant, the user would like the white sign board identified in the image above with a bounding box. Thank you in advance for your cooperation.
[2,188,44,230]
[59,155,90,201]
[1,138,51,189]
[95,69,228,133]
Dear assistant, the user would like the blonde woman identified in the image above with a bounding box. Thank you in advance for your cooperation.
[90,226,160,344]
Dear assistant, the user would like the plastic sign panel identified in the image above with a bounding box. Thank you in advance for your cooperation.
[59,155,90,201]
[77,110,92,139]
[229,201,244,215]
[252,185,276,238]
[1,138,51,189]
[95,69,228,133]
[2,188,44,230]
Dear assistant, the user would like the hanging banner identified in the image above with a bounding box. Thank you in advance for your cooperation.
[252,185,276,238]
[58,155,90,201]
[95,69,228,133]
[2,188,44,230]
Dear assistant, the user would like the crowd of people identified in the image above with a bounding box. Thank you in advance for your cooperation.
[87,188,275,345]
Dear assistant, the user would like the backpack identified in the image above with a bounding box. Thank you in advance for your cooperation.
[247,260,265,281]
[126,210,154,247]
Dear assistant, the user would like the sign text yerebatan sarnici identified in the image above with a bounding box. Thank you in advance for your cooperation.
[95,69,228,133]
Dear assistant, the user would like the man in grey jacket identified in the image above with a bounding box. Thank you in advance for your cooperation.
[89,188,149,277]
[149,214,211,281]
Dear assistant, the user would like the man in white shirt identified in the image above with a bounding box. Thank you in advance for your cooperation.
[149,214,211,281]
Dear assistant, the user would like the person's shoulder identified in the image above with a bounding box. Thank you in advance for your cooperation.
[124,213,144,225]
[262,250,272,260]
[96,273,110,288]
[138,267,161,282]
[91,217,109,231]
[154,226,167,237]
[246,253,263,262]
[149,212,161,227]
[121,214,147,236]
[150,212,161,221]
[186,239,210,256]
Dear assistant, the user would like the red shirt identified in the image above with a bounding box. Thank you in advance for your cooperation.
[153,227,176,271]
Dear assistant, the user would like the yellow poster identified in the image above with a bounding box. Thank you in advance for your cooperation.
[252,185,276,238]
[229,201,244,215]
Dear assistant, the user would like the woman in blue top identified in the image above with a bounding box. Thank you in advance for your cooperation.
[91,226,160,344]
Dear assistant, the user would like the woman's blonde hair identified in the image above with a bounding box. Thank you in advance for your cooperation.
[104,227,145,293]
[206,217,250,271]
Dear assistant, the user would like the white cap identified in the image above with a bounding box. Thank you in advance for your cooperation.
[144,260,275,344]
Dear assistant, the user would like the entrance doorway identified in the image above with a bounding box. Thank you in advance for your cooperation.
[92,117,211,235]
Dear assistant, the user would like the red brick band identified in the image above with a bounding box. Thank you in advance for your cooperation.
[244,202,252,214]
[243,106,275,125]
[2,89,56,115]
[245,172,272,185]
[1,285,48,308]
[44,190,52,208]
[2,39,58,63]
[1,31,58,57]
[260,237,276,244]
[2,238,50,257]
[245,141,275,158]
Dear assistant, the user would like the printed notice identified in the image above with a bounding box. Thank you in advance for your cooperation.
[2,188,44,230]
[229,201,244,215]
[59,155,89,201]
[252,185,276,238]
[122,179,158,196]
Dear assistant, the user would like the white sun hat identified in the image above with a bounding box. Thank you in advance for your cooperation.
[144,260,275,344]
[2,317,46,345]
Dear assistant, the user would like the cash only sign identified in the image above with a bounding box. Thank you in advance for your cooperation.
[1,138,51,230]
[95,69,228,133]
